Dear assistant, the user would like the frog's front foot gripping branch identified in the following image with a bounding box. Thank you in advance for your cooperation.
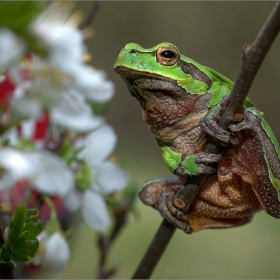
[199,105,240,146]
[174,152,222,177]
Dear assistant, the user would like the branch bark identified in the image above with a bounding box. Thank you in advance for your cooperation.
[132,2,280,279]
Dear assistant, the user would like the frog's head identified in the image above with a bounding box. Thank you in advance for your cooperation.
[114,43,212,129]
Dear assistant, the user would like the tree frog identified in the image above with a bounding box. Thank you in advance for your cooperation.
[114,42,280,233]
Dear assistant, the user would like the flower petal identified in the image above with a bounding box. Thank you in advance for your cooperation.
[50,90,104,132]
[44,232,70,272]
[63,189,82,212]
[76,124,117,166]
[82,190,109,233]
[30,152,74,197]
[0,28,25,71]
[93,161,129,194]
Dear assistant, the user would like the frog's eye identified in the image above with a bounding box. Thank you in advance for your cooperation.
[156,46,179,66]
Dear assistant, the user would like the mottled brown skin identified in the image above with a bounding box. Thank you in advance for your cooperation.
[116,66,280,233]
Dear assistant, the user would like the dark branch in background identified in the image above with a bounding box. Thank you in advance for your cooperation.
[97,186,137,279]
[80,1,100,30]
[132,2,280,279]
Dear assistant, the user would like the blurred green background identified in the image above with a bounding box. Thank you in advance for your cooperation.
[39,1,280,279]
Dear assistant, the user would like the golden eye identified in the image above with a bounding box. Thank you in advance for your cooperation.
[156,45,179,66]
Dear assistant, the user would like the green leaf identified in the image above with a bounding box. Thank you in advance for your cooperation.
[0,2,42,35]
[1,205,43,264]
[7,204,27,246]
[10,231,39,262]
[24,209,44,236]
[0,245,11,263]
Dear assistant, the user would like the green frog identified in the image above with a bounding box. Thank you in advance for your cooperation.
[114,42,280,233]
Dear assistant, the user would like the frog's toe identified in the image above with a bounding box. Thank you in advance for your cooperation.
[200,119,239,146]
[156,194,193,234]
[195,152,222,164]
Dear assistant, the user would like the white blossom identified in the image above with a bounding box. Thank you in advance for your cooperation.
[31,231,70,272]
[29,2,114,103]
[64,125,129,232]
[0,148,74,196]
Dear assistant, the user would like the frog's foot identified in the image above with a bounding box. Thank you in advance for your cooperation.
[174,153,222,177]
[156,193,193,234]
[228,119,252,132]
[199,106,239,146]
[139,176,184,207]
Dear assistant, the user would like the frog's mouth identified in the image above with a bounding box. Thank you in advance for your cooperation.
[115,66,198,128]
[114,66,185,99]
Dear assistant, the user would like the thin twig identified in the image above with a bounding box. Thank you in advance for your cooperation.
[131,2,280,279]
[80,1,100,30]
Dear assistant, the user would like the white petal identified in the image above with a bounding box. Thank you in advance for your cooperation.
[2,127,18,145]
[0,74,5,83]
[0,148,38,179]
[30,152,74,197]
[0,28,25,71]
[82,190,109,233]
[61,63,114,103]
[0,149,74,196]
[44,232,70,272]
[21,118,36,138]
[76,125,117,166]
[63,190,82,212]
[50,90,104,132]
[93,161,129,194]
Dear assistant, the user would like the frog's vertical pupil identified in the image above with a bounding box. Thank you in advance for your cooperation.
[161,50,175,58]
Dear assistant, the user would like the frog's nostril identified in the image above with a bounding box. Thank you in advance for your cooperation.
[130,49,137,54]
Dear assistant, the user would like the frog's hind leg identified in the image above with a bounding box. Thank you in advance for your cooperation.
[139,176,184,207]
[187,214,254,232]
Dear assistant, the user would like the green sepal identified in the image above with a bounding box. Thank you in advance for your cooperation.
[75,162,92,191]
[58,138,84,165]
[181,155,201,175]
[90,102,110,116]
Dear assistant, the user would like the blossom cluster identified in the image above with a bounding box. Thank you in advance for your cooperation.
[0,2,128,272]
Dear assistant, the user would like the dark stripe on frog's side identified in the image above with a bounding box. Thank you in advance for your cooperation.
[246,108,280,180]
[177,59,212,88]
[245,108,280,217]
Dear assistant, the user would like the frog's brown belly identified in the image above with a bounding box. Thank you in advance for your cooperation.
[190,170,262,220]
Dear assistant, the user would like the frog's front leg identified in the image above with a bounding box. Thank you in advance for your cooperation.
[161,146,222,177]
[175,152,222,176]
[199,103,241,145]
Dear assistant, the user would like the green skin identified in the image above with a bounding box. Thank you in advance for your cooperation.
[114,42,280,233]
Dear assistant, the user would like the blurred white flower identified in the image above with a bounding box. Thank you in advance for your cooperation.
[10,62,105,132]
[29,2,114,103]
[63,125,129,232]
[0,148,74,196]
[7,2,114,132]
[0,28,26,71]
[31,231,70,272]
